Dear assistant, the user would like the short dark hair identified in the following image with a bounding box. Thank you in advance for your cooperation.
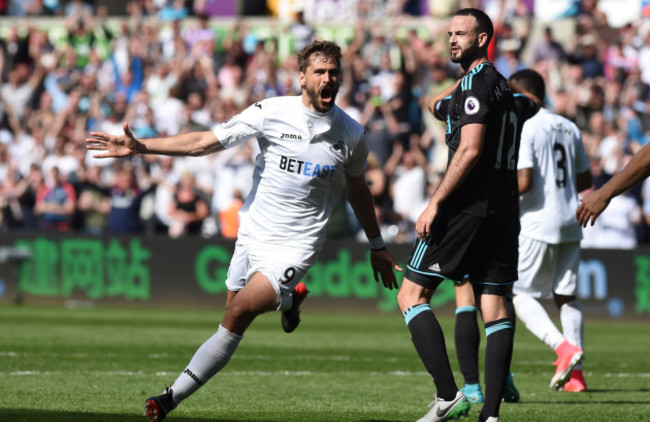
[509,68,546,102]
[454,8,494,45]
[297,40,341,73]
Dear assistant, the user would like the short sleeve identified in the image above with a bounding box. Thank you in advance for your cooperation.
[212,101,264,149]
[514,94,538,123]
[434,96,451,121]
[458,77,491,126]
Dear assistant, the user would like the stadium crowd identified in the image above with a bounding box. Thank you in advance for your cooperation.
[1,0,650,248]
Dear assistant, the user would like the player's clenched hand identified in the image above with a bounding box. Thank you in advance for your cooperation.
[576,190,610,227]
[370,248,403,290]
[416,202,438,240]
[86,122,139,159]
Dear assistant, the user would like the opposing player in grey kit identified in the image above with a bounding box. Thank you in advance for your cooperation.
[86,40,402,421]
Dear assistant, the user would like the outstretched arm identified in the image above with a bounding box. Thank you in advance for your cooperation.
[577,143,650,227]
[346,173,402,290]
[86,122,224,158]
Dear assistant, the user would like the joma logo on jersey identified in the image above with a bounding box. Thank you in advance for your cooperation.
[279,155,336,178]
[281,133,302,140]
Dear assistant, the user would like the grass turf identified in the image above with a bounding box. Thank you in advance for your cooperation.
[1,305,649,421]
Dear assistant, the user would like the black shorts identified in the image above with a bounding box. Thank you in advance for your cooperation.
[404,208,519,295]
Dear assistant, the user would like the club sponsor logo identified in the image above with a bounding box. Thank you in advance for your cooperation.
[279,155,337,178]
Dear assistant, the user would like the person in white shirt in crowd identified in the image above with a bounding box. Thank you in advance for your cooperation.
[384,142,427,241]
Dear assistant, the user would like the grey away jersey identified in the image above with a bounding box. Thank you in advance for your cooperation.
[213,96,368,250]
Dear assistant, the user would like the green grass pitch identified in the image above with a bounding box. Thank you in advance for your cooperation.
[1,305,649,421]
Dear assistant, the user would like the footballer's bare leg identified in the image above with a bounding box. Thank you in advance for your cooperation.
[222,272,280,335]
[478,293,508,323]
[145,273,278,421]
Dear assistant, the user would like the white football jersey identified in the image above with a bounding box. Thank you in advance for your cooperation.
[518,108,590,244]
[213,96,367,250]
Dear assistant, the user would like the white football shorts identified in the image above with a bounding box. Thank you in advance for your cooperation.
[513,234,580,298]
[225,239,318,310]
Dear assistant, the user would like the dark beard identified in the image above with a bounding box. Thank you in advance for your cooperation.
[304,85,336,113]
[451,43,479,70]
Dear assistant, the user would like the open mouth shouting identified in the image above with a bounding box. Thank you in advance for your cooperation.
[320,86,334,106]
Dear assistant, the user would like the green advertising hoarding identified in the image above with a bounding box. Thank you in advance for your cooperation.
[0,234,648,319]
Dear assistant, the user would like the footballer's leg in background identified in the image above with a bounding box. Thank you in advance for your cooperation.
[504,285,516,333]
[555,294,583,353]
[555,292,587,391]
[454,280,484,404]
[512,292,584,390]
[555,241,586,391]
[513,239,583,390]
[502,284,519,402]
[474,287,513,422]
[145,272,278,421]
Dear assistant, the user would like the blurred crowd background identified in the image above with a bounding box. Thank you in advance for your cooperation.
[1,0,650,249]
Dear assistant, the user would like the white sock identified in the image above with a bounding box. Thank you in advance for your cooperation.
[561,300,584,369]
[513,294,565,351]
[170,324,242,404]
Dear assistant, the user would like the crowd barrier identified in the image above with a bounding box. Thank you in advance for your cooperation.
[0,233,648,320]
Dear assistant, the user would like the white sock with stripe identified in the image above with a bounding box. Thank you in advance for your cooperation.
[170,324,242,404]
